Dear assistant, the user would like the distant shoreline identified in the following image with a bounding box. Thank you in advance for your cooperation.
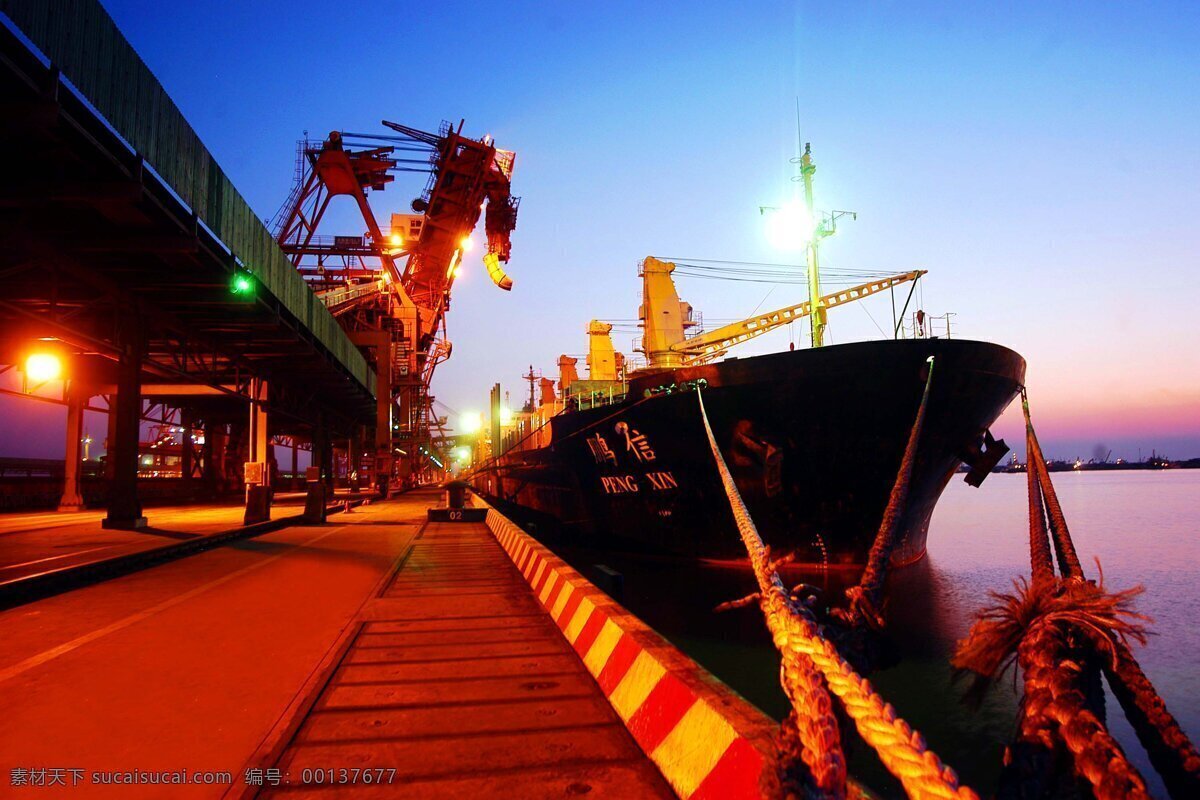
[980,458,1200,475]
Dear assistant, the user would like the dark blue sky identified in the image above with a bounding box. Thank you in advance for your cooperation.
[3,1,1198,460]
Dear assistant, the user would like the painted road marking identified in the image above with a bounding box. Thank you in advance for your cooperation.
[0,544,121,571]
[0,524,348,685]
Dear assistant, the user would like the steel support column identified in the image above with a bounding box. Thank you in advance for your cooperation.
[323,439,335,495]
[244,377,270,525]
[348,431,361,492]
[349,330,392,498]
[104,394,117,480]
[203,422,222,496]
[57,378,88,511]
[103,316,146,529]
[180,408,197,488]
[304,412,329,523]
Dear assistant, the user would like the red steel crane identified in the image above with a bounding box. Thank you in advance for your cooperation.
[272,120,518,489]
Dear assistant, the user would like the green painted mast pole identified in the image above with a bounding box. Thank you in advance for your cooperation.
[800,144,825,348]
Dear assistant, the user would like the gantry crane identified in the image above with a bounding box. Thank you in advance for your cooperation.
[272,120,518,489]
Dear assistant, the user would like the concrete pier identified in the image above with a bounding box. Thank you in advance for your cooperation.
[247,517,676,798]
[0,492,775,798]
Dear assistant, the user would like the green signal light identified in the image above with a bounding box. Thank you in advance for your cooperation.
[231,273,253,295]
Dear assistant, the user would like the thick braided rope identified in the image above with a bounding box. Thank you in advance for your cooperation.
[1019,621,1150,800]
[1096,633,1200,797]
[700,392,848,796]
[852,357,935,618]
[697,388,976,800]
[776,648,847,799]
[781,617,977,800]
[1022,394,1083,579]
[1025,391,1197,795]
[1025,427,1055,583]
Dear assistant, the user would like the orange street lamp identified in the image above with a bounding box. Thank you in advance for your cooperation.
[23,352,63,392]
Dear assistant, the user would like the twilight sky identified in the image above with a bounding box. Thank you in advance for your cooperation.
[2,1,1198,461]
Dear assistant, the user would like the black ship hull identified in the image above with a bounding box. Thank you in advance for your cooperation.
[473,339,1025,567]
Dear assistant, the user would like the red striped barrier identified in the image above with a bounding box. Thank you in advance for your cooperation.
[482,506,778,799]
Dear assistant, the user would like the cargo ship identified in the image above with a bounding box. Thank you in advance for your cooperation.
[471,145,1024,567]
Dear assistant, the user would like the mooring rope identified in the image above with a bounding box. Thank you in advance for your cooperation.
[696,386,976,800]
[1017,611,1151,800]
[954,391,1200,800]
[1022,391,1084,580]
[1025,425,1055,584]
[1024,391,1200,798]
[844,356,935,628]
[954,396,1150,799]
[1096,633,1200,798]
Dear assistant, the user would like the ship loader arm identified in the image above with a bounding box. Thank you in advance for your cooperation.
[669,270,926,366]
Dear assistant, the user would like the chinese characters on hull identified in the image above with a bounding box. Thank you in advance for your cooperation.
[615,421,656,462]
[587,421,678,495]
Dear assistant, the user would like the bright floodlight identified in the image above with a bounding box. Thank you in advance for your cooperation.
[460,412,483,434]
[765,201,815,252]
[389,232,403,246]
[499,406,513,426]
[25,353,62,383]
[460,236,474,252]
[454,446,471,461]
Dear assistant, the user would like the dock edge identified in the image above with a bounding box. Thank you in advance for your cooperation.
[475,496,779,799]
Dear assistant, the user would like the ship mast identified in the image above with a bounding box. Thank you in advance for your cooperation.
[796,143,854,348]
[800,144,824,347]
[522,365,538,412]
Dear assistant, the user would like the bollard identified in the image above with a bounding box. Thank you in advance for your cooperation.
[427,480,486,522]
[445,480,468,509]
[302,466,327,523]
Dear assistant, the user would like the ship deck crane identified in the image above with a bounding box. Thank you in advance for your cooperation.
[672,267,925,366]
[639,257,925,369]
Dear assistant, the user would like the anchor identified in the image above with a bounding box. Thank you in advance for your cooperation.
[960,428,1009,487]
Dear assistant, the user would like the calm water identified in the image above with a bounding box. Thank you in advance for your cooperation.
[538,470,1200,799]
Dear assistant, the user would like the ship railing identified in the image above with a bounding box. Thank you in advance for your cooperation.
[480,386,630,468]
[898,311,955,340]
[567,385,628,411]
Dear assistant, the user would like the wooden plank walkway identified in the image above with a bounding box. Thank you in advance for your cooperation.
[255,519,676,799]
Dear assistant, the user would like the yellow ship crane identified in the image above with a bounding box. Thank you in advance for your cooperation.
[675,269,925,366]
[640,257,925,369]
